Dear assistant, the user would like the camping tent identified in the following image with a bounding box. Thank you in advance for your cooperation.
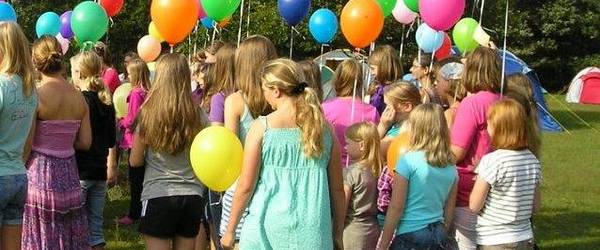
[566,67,600,105]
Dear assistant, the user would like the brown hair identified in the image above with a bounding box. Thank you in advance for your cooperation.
[93,41,111,66]
[298,60,323,102]
[414,52,436,90]
[236,35,278,118]
[138,53,208,155]
[383,82,422,108]
[127,59,151,91]
[78,51,112,105]
[506,73,541,156]
[368,45,403,84]
[463,47,501,93]
[436,57,467,102]
[261,59,326,157]
[345,122,383,176]
[333,59,363,98]
[487,98,529,151]
[32,35,64,75]
[202,43,237,112]
[407,103,454,167]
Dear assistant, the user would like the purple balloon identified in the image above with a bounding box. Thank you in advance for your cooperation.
[60,11,73,39]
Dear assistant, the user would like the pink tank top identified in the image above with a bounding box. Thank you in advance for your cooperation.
[32,120,81,158]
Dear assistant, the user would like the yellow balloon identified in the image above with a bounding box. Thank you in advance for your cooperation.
[113,83,132,119]
[148,21,164,42]
[190,126,243,192]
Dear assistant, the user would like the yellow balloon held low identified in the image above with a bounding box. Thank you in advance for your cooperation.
[190,126,243,192]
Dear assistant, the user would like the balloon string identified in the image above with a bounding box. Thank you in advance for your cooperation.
[500,0,509,96]
[472,0,480,17]
[320,44,324,71]
[193,22,199,58]
[211,25,217,47]
[246,0,251,38]
[289,27,294,59]
[479,0,486,24]
[170,45,174,53]
[417,17,421,63]
[237,0,246,46]
[399,26,405,62]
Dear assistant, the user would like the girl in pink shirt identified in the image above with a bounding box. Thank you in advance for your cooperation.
[94,42,121,93]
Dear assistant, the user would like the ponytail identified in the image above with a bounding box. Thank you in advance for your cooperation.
[296,86,326,157]
[77,51,111,105]
[83,76,112,105]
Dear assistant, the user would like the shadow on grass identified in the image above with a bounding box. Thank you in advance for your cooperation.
[535,208,600,249]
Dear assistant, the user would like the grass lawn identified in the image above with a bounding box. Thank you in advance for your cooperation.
[103,94,600,250]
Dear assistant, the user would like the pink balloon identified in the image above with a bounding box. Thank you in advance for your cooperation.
[137,35,161,63]
[419,0,465,31]
[392,0,417,25]
[197,1,206,19]
[55,34,69,55]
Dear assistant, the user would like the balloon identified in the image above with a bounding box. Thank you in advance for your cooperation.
[148,21,164,42]
[200,17,215,29]
[278,0,311,26]
[197,0,207,19]
[113,83,132,119]
[387,132,410,169]
[190,126,243,192]
[392,0,417,25]
[71,1,109,43]
[218,17,231,28]
[201,0,241,22]
[308,8,338,44]
[452,17,479,54]
[138,35,162,63]
[99,0,124,17]
[377,0,397,17]
[340,0,384,49]
[419,0,465,31]
[416,23,444,53]
[0,2,16,21]
[151,0,200,45]
[403,0,418,12]
[435,33,452,60]
[36,12,61,38]
[55,34,70,55]
[59,11,74,39]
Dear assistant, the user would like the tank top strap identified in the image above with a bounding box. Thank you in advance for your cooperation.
[258,116,269,130]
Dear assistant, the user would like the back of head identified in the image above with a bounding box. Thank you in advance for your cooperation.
[407,103,454,167]
[78,51,112,105]
[298,60,323,102]
[93,41,111,66]
[463,47,501,93]
[487,98,528,151]
[212,43,237,94]
[0,22,35,97]
[32,35,64,76]
[138,53,206,155]
[261,58,325,158]
[505,73,540,156]
[368,45,402,84]
[236,35,278,118]
[333,59,363,97]
[384,82,422,108]
[345,121,382,176]
[436,57,467,101]
[207,40,225,55]
[127,59,151,90]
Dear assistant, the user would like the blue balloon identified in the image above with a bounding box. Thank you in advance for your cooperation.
[0,2,16,22]
[201,17,215,29]
[278,0,311,26]
[36,12,61,38]
[415,23,444,53]
[308,8,338,44]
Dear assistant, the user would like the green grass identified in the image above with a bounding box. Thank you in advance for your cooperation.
[103,94,600,250]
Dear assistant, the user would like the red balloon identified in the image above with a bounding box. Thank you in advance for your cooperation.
[435,33,452,60]
[197,1,207,19]
[99,0,124,17]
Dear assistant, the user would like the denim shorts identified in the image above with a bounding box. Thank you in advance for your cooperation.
[0,174,27,226]
[390,221,447,250]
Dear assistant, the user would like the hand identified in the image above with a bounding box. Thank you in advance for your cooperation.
[333,232,343,250]
[380,106,396,129]
[106,162,118,187]
[220,232,236,250]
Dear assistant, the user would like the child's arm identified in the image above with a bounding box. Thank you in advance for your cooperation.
[129,130,145,167]
[74,105,92,150]
[224,93,241,136]
[120,91,144,130]
[22,114,37,164]
[532,186,541,214]
[444,181,458,231]
[469,176,490,213]
[378,175,408,250]
[328,134,345,250]
[106,146,118,186]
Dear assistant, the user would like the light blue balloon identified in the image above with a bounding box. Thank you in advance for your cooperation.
[308,8,338,44]
[36,12,61,38]
[415,23,444,53]
[201,17,215,29]
[0,2,16,22]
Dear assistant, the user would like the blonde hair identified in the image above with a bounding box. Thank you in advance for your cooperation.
[407,103,454,167]
[138,53,208,155]
[333,59,363,97]
[236,35,278,118]
[127,59,151,91]
[203,43,237,112]
[345,122,383,176]
[78,51,112,105]
[463,47,501,93]
[383,82,422,108]
[0,22,35,97]
[506,73,540,156]
[488,98,529,151]
[261,59,326,158]
[298,60,323,102]
[32,36,64,75]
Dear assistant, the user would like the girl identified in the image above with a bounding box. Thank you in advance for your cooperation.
[368,45,403,114]
[410,53,443,105]
[220,59,345,250]
[469,99,541,249]
[433,58,466,127]
[379,103,458,250]
[23,35,92,249]
[343,122,382,250]
[0,22,37,250]
[298,60,324,102]
[93,42,121,93]
[450,47,502,250]
[74,51,118,250]
[220,35,277,246]
[322,59,379,167]
[118,59,152,226]
[506,73,541,157]
[119,52,139,83]
[202,43,236,125]
[130,53,209,250]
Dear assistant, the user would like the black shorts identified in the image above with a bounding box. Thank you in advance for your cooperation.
[138,195,206,238]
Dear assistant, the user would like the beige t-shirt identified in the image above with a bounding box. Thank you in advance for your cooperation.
[343,164,379,224]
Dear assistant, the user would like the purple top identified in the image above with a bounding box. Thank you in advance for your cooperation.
[369,83,386,115]
[32,120,81,158]
[119,87,147,149]
[208,92,227,123]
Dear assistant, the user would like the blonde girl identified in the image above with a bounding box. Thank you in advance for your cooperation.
[379,103,458,250]
[343,122,383,250]
[368,45,403,114]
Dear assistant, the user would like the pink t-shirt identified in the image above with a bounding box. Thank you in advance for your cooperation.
[451,91,501,207]
[322,97,380,167]
[102,67,121,94]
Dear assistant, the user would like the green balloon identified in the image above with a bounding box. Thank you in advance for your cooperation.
[201,0,241,22]
[378,0,398,17]
[452,17,480,54]
[71,1,109,43]
[403,0,419,12]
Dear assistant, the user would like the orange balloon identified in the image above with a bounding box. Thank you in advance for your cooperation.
[151,0,199,45]
[340,0,385,49]
[386,132,410,170]
[218,17,231,28]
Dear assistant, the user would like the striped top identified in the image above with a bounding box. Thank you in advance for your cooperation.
[476,149,542,245]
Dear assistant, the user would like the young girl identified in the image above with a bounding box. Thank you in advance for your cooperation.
[469,99,541,249]
[93,42,121,93]
[202,43,236,126]
[368,45,403,114]
[298,60,324,102]
[118,59,152,226]
[0,22,37,250]
[343,122,382,250]
[129,53,209,250]
[506,73,541,157]
[410,53,443,105]
[220,59,345,250]
[73,51,117,249]
[379,103,458,250]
